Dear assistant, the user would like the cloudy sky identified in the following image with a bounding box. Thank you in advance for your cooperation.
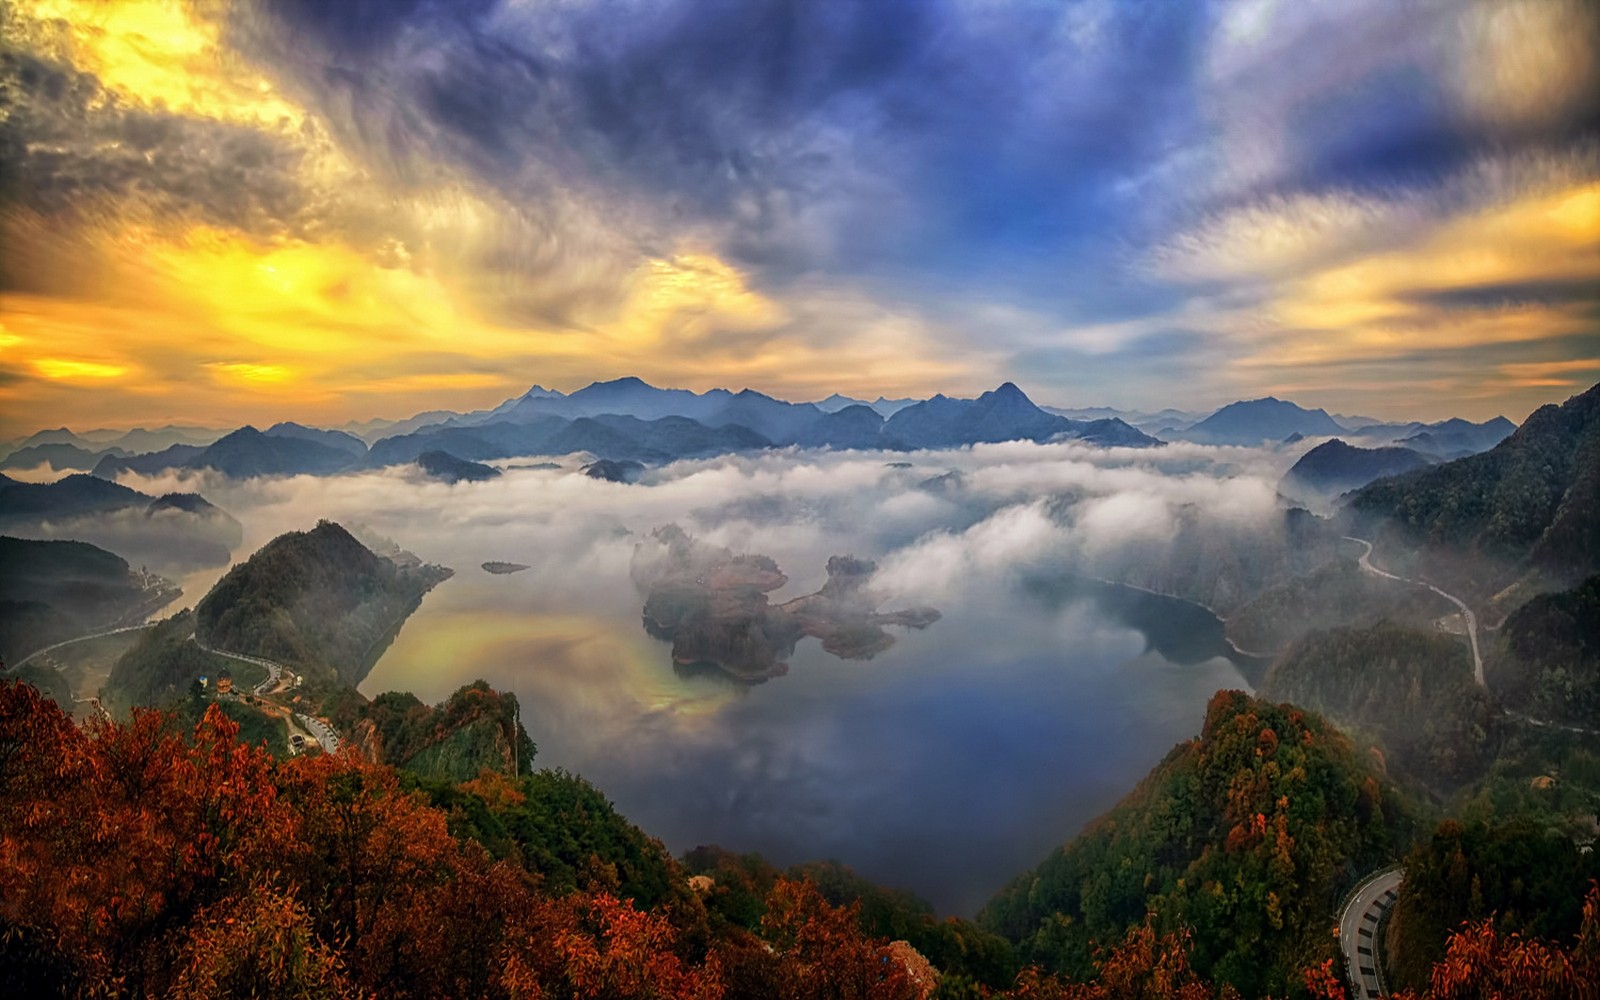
[1,0,1597,430]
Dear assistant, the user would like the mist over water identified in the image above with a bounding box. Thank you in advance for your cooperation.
[118,440,1292,914]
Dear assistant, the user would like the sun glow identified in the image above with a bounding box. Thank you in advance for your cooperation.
[18,0,305,128]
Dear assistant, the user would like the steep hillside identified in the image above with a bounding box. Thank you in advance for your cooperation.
[330,680,535,782]
[1348,381,1600,595]
[101,610,251,716]
[195,521,452,686]
[1385,818,1600,993]
[1261,622,1499,789]
[1488,574,1600,726]
[0,536,178,663]
[979,691,1418,997]
[1225,555,1454,656]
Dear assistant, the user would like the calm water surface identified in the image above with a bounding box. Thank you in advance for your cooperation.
[364,549,1251,915]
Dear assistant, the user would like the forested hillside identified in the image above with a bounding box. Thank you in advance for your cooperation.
[1384,818,1600,993]
[6,681,1597,998]
[1348,381,1600,597]
[979,691,1419,997]
[196,520,451,686]
[1261,622,1498,789]
[100,610,240,716]
[1489,574,1600,727]
[0,536,176,663]
[1225,556,1452,656]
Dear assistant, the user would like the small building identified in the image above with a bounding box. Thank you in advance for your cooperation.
[215,668,233,695]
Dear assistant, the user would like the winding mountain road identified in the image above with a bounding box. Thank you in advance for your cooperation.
[1339,867,1403,999]
[1343,537,1483,686]
[194,637,284,695]
[9,622,158,670]
[192,638,342,751]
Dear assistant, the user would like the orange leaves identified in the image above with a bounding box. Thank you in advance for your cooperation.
[497,888,723,1000]
[0,680,289,991]
[463,769,529,811]
[168,880,351,999]
[1002,920,1229,999]
[1416,885,1600,999]
[1301,958,1344,999]
[736,877,920,1000]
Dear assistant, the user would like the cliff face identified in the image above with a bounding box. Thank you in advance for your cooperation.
[333,681,532,781]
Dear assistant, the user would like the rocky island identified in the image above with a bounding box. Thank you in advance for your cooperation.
[631,525,940,683]
[482,561,531,575]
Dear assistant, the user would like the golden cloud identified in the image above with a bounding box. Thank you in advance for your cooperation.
[1247,180,1600,369]
[33,357,129,380]
[18,0,305,129]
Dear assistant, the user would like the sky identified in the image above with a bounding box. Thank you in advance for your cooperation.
[1,0,1598,433]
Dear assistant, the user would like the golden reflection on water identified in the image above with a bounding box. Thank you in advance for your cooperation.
[359,609,736,720]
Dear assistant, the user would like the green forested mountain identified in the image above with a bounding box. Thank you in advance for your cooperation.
[1488,574,1600,727]
[1348,381,1600,595]
[195,520,451,686]
[0,536,177,664]
[412,766,699,916]
[100,610,233,715]
[1261,622,1498,789]
[1225,555,1452,655]
[978,691,1419,997]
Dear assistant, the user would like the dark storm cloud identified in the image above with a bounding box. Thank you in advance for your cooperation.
[231,0,1210,290]
[0,48,313,239]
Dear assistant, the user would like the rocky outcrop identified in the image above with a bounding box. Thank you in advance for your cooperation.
[633,525,940,683]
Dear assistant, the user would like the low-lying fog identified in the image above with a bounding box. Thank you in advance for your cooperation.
[121,439,1299,914]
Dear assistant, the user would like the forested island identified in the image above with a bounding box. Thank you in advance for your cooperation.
[634,525,941,682]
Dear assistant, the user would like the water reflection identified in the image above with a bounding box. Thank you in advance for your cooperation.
[364,552,1248,915]
[115,443,1291,916]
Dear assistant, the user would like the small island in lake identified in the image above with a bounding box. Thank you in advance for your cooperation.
[631,524,940,683]
[482,561,530,575]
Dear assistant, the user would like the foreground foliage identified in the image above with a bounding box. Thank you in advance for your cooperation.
[4,680,1596,998]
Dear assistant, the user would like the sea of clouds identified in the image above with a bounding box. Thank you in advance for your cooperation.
[114,438,1309,914]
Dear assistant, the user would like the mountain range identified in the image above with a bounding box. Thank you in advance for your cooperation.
[8,378,1520,483]
[1168,397,1349,445]
[1348,381,1600,598]
[64,380,1160,480]
[0,473,243,572]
